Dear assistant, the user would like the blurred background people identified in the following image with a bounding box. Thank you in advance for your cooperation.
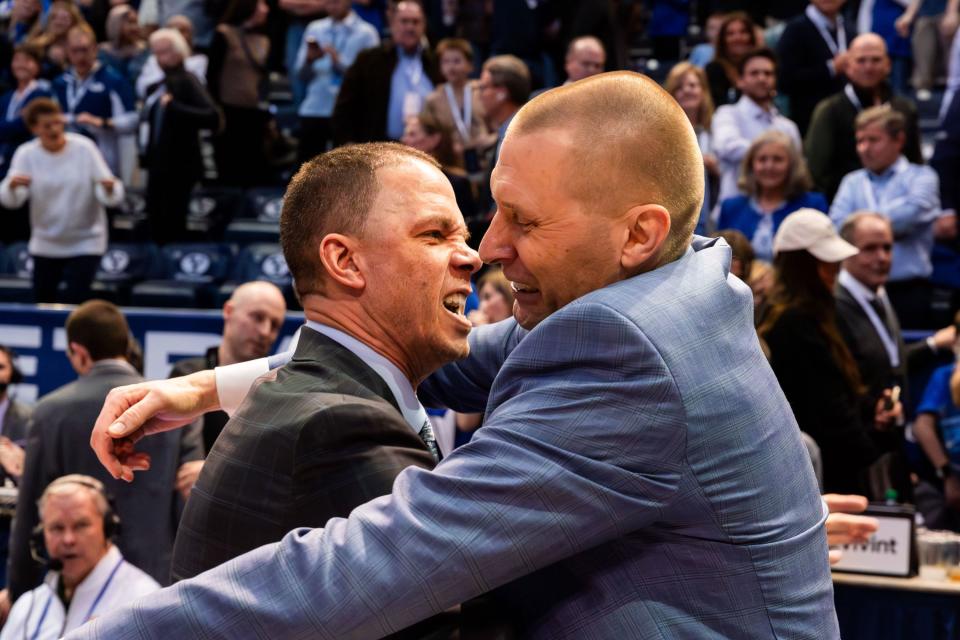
[136,15,207,98]
[704,12,758,108]
[0,98,123,303]
[97,5,147,85]
[26,0,85,77]
[0,43,51,179]
[401,111,476,220]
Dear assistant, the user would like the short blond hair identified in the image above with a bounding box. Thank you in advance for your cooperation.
[510,71,704,263]
[664,62,714,129]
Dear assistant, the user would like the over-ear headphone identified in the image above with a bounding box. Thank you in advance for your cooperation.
[0,345,23,385]
[30,475,122,568]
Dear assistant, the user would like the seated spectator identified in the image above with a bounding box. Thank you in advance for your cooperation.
[401,111,477,220]
[0,43,51,178]
[207,0,271,186]
[704,12,758,107]
[688,11,725,68]
[168,280,286,459]
[829,105,941,328]
[26,0,84,77]
[711,48,802,204]
[136,15,208,99]
[805,33,923,200]
[718,130,827,262]
[665,61,718,233]
[0,98,123,303]
[759,208,902,497]
[0,344,29,586]
[0,475,159,638]
[332,1,440,146]
[777,0,852,135]
[912,312,960,530]
[140,27,221,245]
[53,24,137,179]
[294,0,378,161]
[711,229,755,281]
[98,5,148,85]
[477,54,530,167]
[7,301,203,600]
[422,37,495,173]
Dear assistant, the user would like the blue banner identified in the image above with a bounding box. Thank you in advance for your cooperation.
[0,303,303,404]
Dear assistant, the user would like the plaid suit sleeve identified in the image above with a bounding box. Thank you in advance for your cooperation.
[68,301,685,639]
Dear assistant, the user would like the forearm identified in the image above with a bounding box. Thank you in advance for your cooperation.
[952,366,960,407]
[914,413,949,468]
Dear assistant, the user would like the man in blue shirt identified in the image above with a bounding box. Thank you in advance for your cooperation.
[52,24,137,179]
[294,0,378,160]
[829,104,941,328]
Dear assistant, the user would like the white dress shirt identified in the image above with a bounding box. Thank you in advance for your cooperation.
[711,95,802,203]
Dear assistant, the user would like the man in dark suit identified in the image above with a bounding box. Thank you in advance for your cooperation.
[169,144,478,628]
[7,301,203,601]
[835,212,955,498]
[332,1,441,145]
[777,0,854,135]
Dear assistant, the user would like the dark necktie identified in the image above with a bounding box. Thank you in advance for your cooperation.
[869,298,892,335]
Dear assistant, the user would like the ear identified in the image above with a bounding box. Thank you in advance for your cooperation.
[620,204,672,272]
[318,233,366,291]
[68,341,90,366]
[222,300,234,323]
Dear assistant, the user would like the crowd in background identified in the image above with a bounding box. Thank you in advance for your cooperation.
[0,0,960,631]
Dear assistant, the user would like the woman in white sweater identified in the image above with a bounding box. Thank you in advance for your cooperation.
[0,98,124,303]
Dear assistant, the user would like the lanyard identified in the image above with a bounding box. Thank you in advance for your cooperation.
[806,4,846,57]
[66,72,95,114]
[83,556,124,622]
[839,271,900,368]
[399,54,423,89]
[6,81,36,121]
[443,83,472,141]
[29,593,53,640]
[844,84,863,111]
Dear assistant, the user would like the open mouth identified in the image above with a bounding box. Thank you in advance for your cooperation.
[510,281,540,295]
[442,293,467,316]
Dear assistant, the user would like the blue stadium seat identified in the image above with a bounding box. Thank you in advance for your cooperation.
[223,220,280,245]
[91,243,162,304]
[185,187,245,239]
[130,243,235,308]
[242,187,285,222]
[0,243,33,302]
[215,243,295,307]
[110,187,150,242]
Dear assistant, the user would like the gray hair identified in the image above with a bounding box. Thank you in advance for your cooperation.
[149,27,191,60]
[38,474,110,520]
[838,210,891,244]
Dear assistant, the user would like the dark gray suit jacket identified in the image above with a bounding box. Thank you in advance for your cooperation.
[8,360,203,599]
[172,328,436,581]
[1,399,31,485]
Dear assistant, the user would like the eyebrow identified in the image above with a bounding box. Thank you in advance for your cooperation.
[418,214,471,242]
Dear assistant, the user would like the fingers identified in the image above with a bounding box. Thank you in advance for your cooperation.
[823,494,869,514]
[826,513,879,546]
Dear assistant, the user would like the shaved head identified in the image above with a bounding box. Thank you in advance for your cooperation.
[509,71,704,262]
[849,32,887,55]
[228,280,286,310]
[221,281,287,364]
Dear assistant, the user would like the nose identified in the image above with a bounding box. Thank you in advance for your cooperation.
[478,211,516,265]
[453,242,482,276]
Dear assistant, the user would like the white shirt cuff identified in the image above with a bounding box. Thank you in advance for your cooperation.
[215,357,270,417]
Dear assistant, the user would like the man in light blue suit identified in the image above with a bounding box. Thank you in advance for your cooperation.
[76,71,838,639]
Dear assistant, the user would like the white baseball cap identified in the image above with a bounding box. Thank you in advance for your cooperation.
[772,208,859,262]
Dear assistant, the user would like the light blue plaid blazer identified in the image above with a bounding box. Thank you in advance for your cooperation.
[69,237,838,639]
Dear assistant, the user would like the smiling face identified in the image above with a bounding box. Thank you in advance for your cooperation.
[358,159,480,377]
[738,55,776,104]
[672,71,704,116]
[481,129,627,329]
[48,5,74,36]
[11,51,39,84]
[751,140,790,193]
[390,1,425,53]
[440,48,471,86]
[30,112,66,151]
[843,215,893,291]
[723,19,754,60]
[847,36,890,90]
[42,490,109,589]
[67,30,97,76]
[478,281,512,323]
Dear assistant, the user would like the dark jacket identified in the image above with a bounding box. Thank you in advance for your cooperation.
[172,328,436,581]
[169,347,228,455]
[142,64,222,178]
[763,306,880,495]
[8,360,204,599]
[777,13,854,135]
[804,83,922,201]
[332,42,442,146]
[0,398,30,485]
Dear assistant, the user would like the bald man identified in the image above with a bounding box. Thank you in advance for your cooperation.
[805,32,923,200]
[169,281,286,456]
[76,72,836,639]
[564,36,606,83]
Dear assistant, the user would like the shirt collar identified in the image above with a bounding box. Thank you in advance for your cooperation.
[337,10,359,28]
[88,359,139,376]
[738,94,777,118]
[303,320,427,432]
[840,268,886,302]
[806,4,842,30]
[868,155,908,180]
[397,45,422,62]
[45,545,123,604]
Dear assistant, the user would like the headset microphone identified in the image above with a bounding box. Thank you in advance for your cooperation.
[47,558,63,572]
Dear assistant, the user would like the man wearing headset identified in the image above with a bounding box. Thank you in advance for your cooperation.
[0,475,158,639]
